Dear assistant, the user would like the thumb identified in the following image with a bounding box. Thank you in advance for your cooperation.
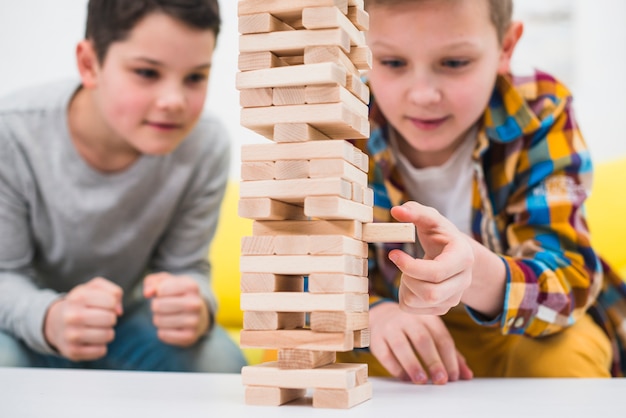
[390,201,449,232]
[143,273,168,299]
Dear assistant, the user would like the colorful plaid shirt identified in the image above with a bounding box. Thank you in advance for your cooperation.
[356,70,626,376]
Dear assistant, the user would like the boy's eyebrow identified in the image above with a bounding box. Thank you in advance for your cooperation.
[131,57,212,69]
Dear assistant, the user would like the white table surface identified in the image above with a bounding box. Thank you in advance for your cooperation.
[0,367,623,417]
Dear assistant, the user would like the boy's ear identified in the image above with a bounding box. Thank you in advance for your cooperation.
[75,40,101,88]
[497,21,524,75]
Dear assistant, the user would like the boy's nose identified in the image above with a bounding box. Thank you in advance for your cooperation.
[156,84,186,111]
[407,78,442,105]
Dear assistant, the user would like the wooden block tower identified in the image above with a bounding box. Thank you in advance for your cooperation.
[236,0,414,409]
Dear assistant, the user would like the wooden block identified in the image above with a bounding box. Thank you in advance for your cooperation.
[313,381,372,409]
[347,6,369,31]
[239,28,350,55]
[361,222,416,243]
[310,311,369,332]
[238,51,285,72]
[273,235,310,254]
[240,102,368,140]
[240,292,368,312]
[238,13,295,34]
[240,161,274,181]
[305,84,368,114]
[309,159,367,186]
[304,196,373,223]
[236,62,346,90]
[274,159,309,180]
[241,235,278,255]
[347,73,371,105]
[240,273,305,293]
[253,220,363,240]
[241,362,368,389]
[273,86,306,106]
[245,386,306,406]
[239,88,273,108]
[352,183,364,204]
[308,273,368,294]
[238,198,307,220]
[240,330,354,351]
[349,46,372,70]
[308,235,368,257]
[302,7,365,46]
[353,329,370,348]
[278,349,336,369]
[243,311,306,330]
[242,140,355,164]
[273,123,330,143]
[238,0,348,18]
[363,186,374,207]
[240,177,352,203]
[241,254,366,276]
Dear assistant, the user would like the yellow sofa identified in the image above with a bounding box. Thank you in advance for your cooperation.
[211,157,626,365]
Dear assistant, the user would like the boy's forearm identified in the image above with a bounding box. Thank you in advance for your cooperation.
[460,239,507,319]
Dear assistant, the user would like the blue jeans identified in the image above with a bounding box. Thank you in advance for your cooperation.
[0,301,247,372]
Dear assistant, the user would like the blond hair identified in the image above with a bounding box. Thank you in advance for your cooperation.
[364,0,513,43]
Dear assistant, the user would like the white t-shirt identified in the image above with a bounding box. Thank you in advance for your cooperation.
[390,126,476,236]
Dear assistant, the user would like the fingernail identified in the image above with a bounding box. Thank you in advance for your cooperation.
[388,252,398,263]
[414,371,428,384]
[432,371,447,385]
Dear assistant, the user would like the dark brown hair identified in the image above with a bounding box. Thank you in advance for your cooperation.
[85,0,221,63]
[364,0,513,43]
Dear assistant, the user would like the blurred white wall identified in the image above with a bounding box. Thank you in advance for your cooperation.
[0,0,624,179]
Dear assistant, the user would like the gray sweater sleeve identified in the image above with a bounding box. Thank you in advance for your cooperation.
[0,138,61,354]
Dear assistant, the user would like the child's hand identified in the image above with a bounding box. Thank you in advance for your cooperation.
[389,202,475,315]
[369,302,473,384]
[143,272,210,347]
[44,277,123,361]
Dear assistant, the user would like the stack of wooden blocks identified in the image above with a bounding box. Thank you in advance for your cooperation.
[236,0,414,409]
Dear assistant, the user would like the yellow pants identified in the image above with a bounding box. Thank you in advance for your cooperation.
[337,306,612,378]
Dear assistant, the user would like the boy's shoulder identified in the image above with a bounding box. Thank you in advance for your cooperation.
[0,79,79,117]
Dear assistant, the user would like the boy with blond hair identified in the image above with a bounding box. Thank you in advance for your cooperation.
[343,0,626,383]
[0,0,246,372]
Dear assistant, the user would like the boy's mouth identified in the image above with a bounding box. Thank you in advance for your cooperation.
[145,121,183,131]
[407,116,448,131]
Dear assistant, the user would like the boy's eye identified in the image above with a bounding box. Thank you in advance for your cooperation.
[134,68,158,79]
[441,59,470,69]
[185,73,208,84]
[380,59,406,69]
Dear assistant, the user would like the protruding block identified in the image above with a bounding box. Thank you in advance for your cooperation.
[362,222,416,243]
[347,5,369,31]
[240,177,352,203]
[238,51,285,72]
[353,328,370,348]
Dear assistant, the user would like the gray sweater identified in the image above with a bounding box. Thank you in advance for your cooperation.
[0,80,231,354]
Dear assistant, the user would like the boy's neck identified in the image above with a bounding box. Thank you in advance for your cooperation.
[67,86,141,173]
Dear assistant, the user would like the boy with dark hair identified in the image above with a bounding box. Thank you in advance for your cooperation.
[340,0,626,383]
[0,0,246,372]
